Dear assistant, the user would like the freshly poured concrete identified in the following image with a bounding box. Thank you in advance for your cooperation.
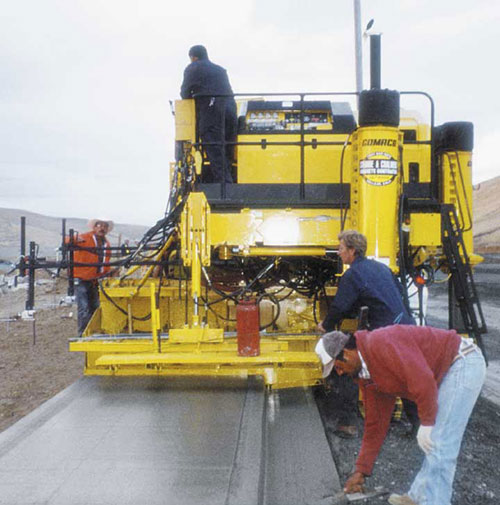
[263,388,341,505]
[0,376,341,505]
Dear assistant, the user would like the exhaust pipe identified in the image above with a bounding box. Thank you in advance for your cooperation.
[370,34,381,89]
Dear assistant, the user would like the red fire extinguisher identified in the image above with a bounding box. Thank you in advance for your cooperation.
[236,298,260,356]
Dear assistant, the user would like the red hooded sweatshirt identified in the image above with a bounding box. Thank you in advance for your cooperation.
[354,325,461,475]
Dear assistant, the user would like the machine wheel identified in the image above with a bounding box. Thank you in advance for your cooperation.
[434,121,474,151]
[358,89,400,127]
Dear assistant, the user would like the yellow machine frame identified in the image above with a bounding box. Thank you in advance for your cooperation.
[69,91,482,388]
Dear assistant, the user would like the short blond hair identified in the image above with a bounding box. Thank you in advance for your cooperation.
[338,230,367,258]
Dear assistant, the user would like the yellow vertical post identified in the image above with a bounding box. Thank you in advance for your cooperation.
[191,241,201,327]
[180,192,211,328]
[351,89,402,270]
[150,282,160,351]
[352,127,402,269]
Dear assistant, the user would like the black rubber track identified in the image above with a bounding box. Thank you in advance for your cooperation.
[434,121,474,152]
[358,89,400,127]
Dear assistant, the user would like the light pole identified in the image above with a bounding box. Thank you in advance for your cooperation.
[353,0,363,99]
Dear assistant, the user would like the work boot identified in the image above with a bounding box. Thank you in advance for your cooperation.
[404,422,419,439]
[388,494,418,505]
[334,425,358,438]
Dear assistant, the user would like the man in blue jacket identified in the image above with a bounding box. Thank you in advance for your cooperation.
[318,230,414,333]
[318,230,415,437]
[181,45,237,183]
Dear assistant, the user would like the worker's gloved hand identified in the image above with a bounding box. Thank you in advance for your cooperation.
[344,471,365,494]
[417,425,434,455]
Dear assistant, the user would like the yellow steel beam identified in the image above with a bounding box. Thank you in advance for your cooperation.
[85,348,324,389]
[210,208,342,249]
[69,338,287,354]
[97,284,178,298]
[80,366,324,389]
[94,351,317,366]
[245,247,327,256]
[169,326,224,343]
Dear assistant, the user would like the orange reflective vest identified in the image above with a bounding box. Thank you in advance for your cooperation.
[68,231,111,281]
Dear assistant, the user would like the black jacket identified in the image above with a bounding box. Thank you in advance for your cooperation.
[322,256,415,331]
[180,59,233,99]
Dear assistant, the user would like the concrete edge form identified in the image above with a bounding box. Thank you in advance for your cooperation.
[261,386,343,505]
[225,377,266,505]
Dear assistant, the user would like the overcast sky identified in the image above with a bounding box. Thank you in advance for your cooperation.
[1,0,499,225]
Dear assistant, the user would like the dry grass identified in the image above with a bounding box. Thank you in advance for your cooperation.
[0,283,83,433]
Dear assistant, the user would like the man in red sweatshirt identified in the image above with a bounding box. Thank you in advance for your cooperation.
[315,325,485,505]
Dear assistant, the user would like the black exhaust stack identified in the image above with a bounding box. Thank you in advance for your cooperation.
[370,34,381,89]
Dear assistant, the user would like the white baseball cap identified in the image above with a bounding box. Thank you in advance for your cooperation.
[315,331,350,378]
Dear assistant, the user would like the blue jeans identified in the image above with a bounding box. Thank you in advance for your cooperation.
[408,348,486,505]
[75,280,99,336]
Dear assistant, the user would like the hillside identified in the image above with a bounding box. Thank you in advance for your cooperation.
[0,208,148,263]
[473,175,500,252]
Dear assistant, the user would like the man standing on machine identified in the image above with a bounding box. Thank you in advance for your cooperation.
[180,45,237,183]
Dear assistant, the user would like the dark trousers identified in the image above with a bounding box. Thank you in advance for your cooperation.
[327,372,419,428]
[198,97,237,183]
[327,370,359,426]
[402,398,420,428]
[75,280,99,336]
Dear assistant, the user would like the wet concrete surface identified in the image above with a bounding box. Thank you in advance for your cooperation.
[0,376,252,505]
[263,388,339,505]
[0,375,341,505]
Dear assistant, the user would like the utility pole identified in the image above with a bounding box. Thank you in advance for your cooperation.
[353,0,363,99]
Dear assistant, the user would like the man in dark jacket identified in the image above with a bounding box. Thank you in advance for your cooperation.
[318,230,414,333]
[180,45,237,183]
[315,326,485,505]
[317,230,416,437]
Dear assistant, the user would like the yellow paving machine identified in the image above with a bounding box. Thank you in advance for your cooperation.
[59,44,486,387]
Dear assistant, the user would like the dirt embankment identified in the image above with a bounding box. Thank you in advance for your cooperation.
[0,278,83,433]
[474,175,500,252]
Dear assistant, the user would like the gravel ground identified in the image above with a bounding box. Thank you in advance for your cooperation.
[316,254,500,505]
